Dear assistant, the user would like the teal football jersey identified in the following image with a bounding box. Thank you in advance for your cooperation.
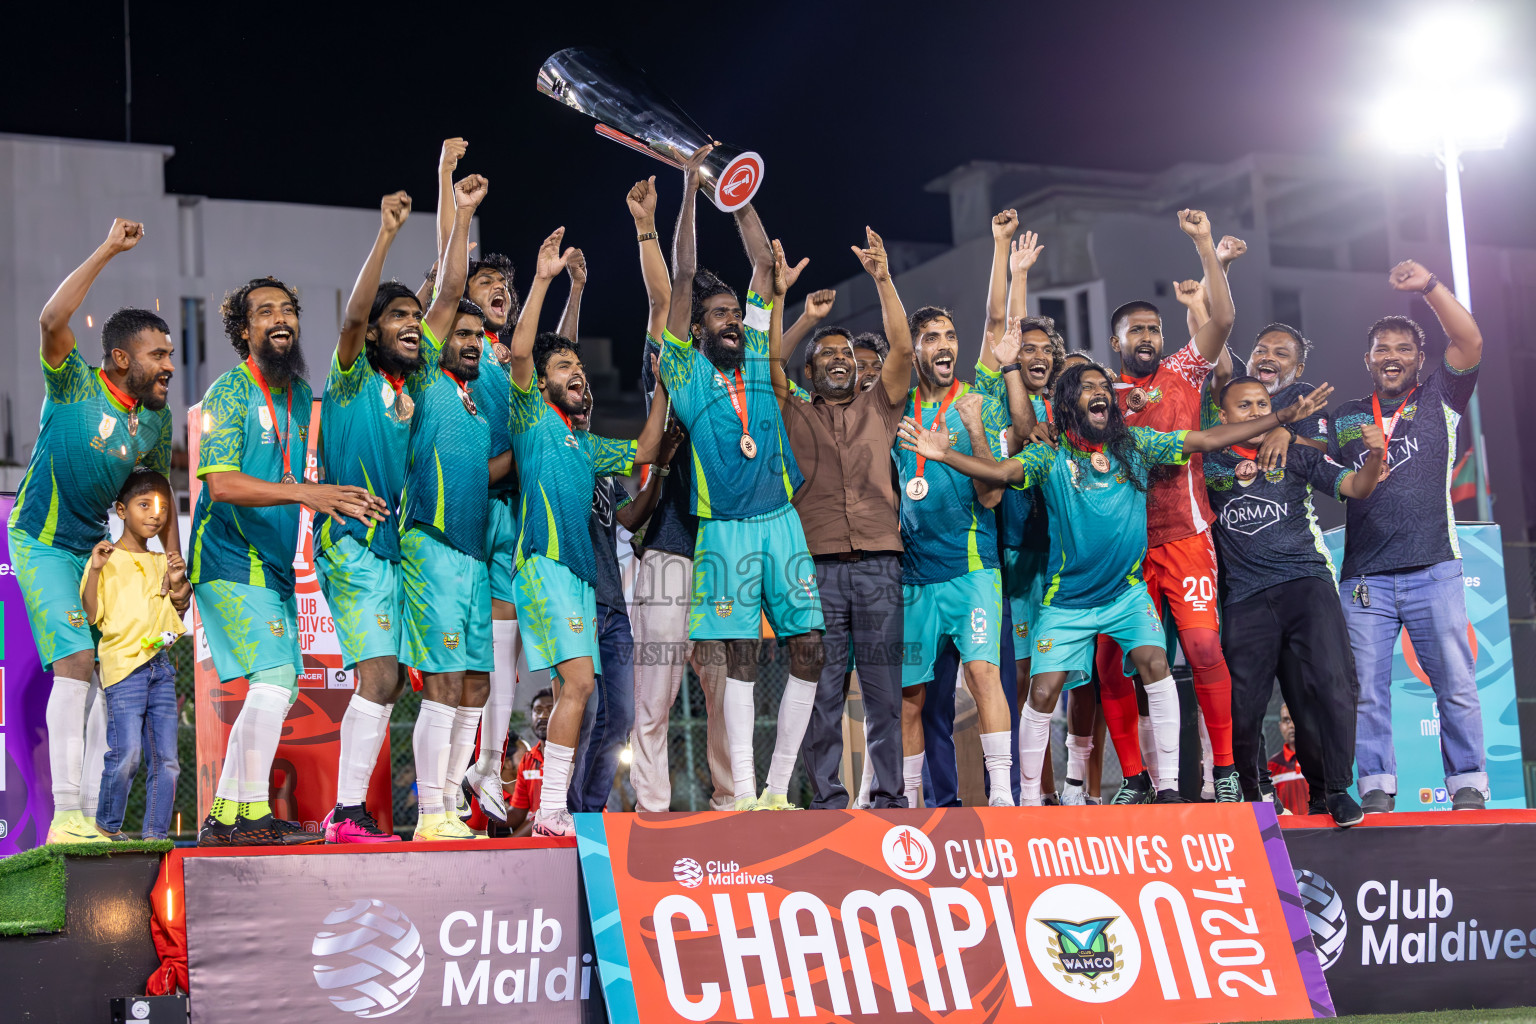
[895,383,1010,585]
[190,363,313,599]
[658,291,802,520]
[473,352,518,498]
[1009,427,1188,608]
[9,349,172,554]
[314,349,412,562]
[509,378,636,587]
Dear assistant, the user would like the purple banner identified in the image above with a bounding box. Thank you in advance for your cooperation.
[0,493,53,855]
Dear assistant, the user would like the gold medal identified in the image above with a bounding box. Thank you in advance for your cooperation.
[1090,451,1111,473]
[1235,459,1258,482]
[906,477,930,501]
[1126,388,1147,412]
[740,433,757,459]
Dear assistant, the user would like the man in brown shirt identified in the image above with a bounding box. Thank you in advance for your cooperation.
[769,228,913,808]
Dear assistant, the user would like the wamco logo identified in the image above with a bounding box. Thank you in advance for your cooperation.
[1024,884,1143,1002]
[312,898,426,1018]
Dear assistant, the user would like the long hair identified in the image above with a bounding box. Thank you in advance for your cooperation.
[1050,360,1147,493]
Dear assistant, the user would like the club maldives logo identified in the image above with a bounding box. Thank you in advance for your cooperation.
[311,898,425,1018]
[1293,868,1348,970]
[673,857,704,888]
[716,153,762,210]
[1025,883,1141,1002]
[881,825,936,881]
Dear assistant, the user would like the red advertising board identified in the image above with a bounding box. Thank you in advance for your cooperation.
[575,805,1333,1022]
[187,399,392,832]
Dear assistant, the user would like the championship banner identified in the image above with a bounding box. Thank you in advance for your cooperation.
[576,806,1334,1023]
[1323,523,1522,808]
[0,493,53,854]
[1284,818,1536,1015]
[181,841,601,1022]
[187,400,392,831]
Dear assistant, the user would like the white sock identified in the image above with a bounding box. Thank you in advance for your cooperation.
[724,677,757,801]
[1066,733,1093,784]
[854,720,875,809]
[234,683,293,805]
[1198,709,1214,794]
[902,753,925,809]
[765,675,817,796]
[337,694,390,806]
[1144,675,1181,790]
[412,700,455,817]
[444,705,483,800]
[539,741,575,815]
[1018,706,1053,804]
[1139,713,1160,786]
[46,676,90,813]
[475,620,518,776]
[80,678,107,819]
[980,730,1014,805]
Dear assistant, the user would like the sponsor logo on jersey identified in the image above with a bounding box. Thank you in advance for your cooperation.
[714,599,733,617]
[68,609,86,628]
[97,413,116,439]
[1037,638,1054,653]
[442,631,461,650]
[268,619,286,637]
[567,617,585,634]
[375,614,391,632]
[1015,622,1029,638]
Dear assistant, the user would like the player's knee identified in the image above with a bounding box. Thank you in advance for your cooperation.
[460,671,490,706]
[725,639,760,678]
[789,632,824,678]
[1180,629,1224,672]
[248,666,299,698]
[55,650,96,682]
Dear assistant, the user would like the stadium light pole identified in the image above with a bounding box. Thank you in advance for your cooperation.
[1369,8,1517,523]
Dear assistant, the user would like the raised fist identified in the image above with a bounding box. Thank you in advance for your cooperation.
[439,138,468,176]
[1178,208,1212,242]
[105,218,145,254]
[992,209,1020,244]
[381,191,412,233]
[1389,260,1434,293]
[454,174,489,210]
[627,176,658,223]
[1216,235,1247,267]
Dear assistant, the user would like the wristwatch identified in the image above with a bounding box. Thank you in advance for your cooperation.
[655,465,671,477]
[1000,362,1023,375]
[636,231,659,243]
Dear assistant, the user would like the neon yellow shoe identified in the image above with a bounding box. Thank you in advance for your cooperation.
[47,810,109,845]
[413,813,478,841]
[733,794,760,811]
[754,789,800,811]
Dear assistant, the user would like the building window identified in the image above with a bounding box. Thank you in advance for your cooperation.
[1031,281,1108,358]
[182,298,206,405]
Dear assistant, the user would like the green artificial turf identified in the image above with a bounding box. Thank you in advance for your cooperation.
[0,839,172,936]
[1262,1009,1536,1023]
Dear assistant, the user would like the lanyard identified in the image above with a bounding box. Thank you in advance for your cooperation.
[1371,387,1418,451]
[723,369,751,438]
[1039,393,1054,424]
[244,358,293,481]
[1063,430,1104,455]
[443,368,477,416]
[1231,445,1259,460]
[99,369,140,412]
[911,380,962,480]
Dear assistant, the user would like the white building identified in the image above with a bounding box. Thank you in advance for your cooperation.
[816,152,1536,539]
[0,132,449,484]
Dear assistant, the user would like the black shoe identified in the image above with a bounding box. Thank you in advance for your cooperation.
[233,813,325,846]
[1307,797,1328,816]
[1041,793,1062,806]
[1451,787,1486,810]
[1212,765,1242,803]
[1360,790,1394,814]
[1111,771,1155,805]
[1155,789,1187,803]
[197,815,238,847]
[1326,791,1364,828]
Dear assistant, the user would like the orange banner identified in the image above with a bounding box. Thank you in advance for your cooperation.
[577,805,1332,1022]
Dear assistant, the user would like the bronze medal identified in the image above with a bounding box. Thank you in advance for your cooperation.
[281,471,298,485]
[739,433,757,459]
[906,476,930,501]
[1379,462,1391,481]
[127,409,139,437]
[1090,451,1111,473]
[395,392,415,422]
[1235,459,1258,482]
[1126,388,1147,412]
[492,342,512,366]
[458,386,478,417]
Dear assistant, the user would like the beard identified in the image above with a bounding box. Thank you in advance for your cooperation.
[370,337,423,380]
[699,325,745,372]
[811,364,856,402]
[1121,348,1160,378]
[546,379,585,417]
[440,346,481,382]
[251,328,308,388]
[123,360,170,410]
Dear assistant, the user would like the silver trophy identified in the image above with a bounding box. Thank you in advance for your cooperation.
[536,47,764,213]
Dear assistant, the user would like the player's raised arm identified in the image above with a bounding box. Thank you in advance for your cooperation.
[1391,259,1483,371]
[664,143,715,343]
[1007,229,1042,327]
[768,239,810,402]
[956,391,1004,509]
[40,218,145,368]
[339,192,412,370]
[557,249,586,342]
[980,210,1018,369]
[850,227,915,405]
[628,176,671,340]
[1177,210,1236,368]
[435,138,467,259]
[735,201,775,301]
[989,317,1039,453]
[1182,384,1335,453]
[782,288,832,358]
[508,228,574,392]
[425,174,487,345]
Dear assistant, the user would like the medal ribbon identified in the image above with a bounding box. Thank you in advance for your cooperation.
[1371,386,1417,469]
[722,369,751,443]
[1231,445,1259,460]
[244,358,293,482]
[98,369,141,412]
[1063,430,1104,454]
[911,380,962,480]
[442,368,475,414]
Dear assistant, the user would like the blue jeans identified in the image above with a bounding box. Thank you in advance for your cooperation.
[1339,559,1487,797]
[95,654,180,837]
[570,604,635,813]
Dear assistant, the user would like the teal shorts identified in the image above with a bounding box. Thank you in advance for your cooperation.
[511,554,601,674]
[1032,582,1165,688]
[901,568,1001,688]
[8,528,95,670]
[485,494,518,605]
[314,535,401,668]
[689,505,826,641]
[194,579,304,683]
[399,528,492,674]
[1004,547,1048,656]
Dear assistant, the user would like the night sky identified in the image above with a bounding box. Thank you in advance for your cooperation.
[6,0,1534,383]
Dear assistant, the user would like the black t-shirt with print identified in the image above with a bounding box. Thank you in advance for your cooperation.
[1328,360,1478,578]
[1206,444,1352,606]
[640,336,699,558]
[587,476,631,611]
